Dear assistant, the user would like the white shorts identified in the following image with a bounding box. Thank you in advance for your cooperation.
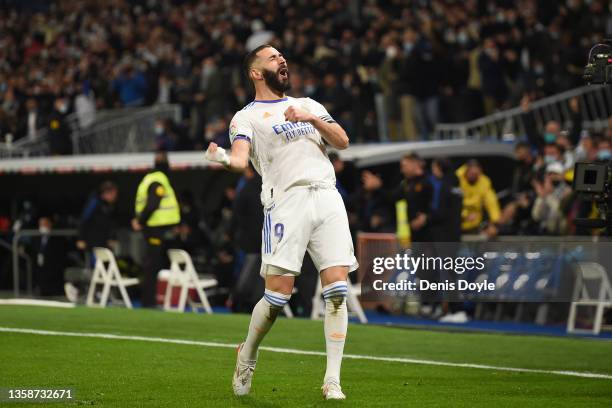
[260,184,358,277]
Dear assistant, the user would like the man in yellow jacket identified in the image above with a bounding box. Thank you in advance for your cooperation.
[132,150,181,308]
[456,160,501,237]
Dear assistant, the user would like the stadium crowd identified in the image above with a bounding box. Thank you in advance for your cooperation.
[1,0,611,150]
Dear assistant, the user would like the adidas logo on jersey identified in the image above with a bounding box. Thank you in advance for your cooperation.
[263,112,272,119]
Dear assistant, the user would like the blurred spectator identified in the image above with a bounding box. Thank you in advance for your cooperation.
[498,142,537,235]
[17,98,45,140]
[456,160,501,238]
[363,154,433,242]
[595,137,612,161]
[428,158,463,243]
[154,119,177,152]
[111,61,147,107]
[230,164,264,312]
[47,96,72,155]
[395,154,432,242]
[33,215,67,296]
[328,152,349,202]
[511,142,536,196]
[74,83,96,129]
[531,162,572,235]
[76,181,119,252]
[350,170,393,233]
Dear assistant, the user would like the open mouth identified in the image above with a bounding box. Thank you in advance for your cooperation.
[278,67,289,80]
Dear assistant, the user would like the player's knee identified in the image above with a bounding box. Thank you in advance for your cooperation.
[323,281,348,312]
[263,289,291,312]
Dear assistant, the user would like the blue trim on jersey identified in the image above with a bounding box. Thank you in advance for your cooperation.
[241,102,256,111]
[253,97,288,103]
[232,135,251,143]
[263,211,269,254]
[266,212,272,253]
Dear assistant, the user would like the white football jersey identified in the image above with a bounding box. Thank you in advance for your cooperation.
[228,96,337,200]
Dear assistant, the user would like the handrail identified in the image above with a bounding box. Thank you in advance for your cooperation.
[435,85,612,141]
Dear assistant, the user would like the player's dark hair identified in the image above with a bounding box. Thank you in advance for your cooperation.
[243,44,273,81]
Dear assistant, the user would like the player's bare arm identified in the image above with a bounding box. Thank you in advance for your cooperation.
[284,106,349,150]
[204,139,250,172]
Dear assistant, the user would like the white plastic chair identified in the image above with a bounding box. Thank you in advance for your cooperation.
[311,279,367,323]
[567,262,612,335]
[164,249,218,313]
[86,247,139,309]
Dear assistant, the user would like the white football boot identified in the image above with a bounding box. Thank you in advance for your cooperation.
[322,380,346,400]
[232,343,256,396]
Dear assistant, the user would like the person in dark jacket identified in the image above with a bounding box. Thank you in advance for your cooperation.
[47,96,72,155]
[427,159,467,322]
[34,216,67,296]
[391,153,433,243]
[230,164,264,312]
[359,153,433,242]
[428,158,462,243]
[77,181,119,252]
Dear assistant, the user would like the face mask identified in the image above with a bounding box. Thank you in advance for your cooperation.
[457,32,468,45]
[534,65,545,75]
[403,42,414,53]
[597,149,611,161]
[544,133,556,143]
[386,47,398,59]
[58,104,68,114]
[544,155,557,165]
[154,125,164,135]
[39,226,50,235]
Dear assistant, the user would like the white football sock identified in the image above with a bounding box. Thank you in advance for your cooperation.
[240,289,290,362]
[322,281,348,384]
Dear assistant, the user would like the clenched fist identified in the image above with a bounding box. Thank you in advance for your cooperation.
[284,105,315,123]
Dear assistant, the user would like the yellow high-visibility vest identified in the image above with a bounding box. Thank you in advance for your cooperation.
[396,199,411,248]
[135,171,180,227]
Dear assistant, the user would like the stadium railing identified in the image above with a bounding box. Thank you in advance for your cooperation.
[434,85,612,140]
[0,130,50,159]
[0,104,181,158]
[70,104,181,154]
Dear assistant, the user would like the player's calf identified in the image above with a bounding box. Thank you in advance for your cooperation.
[233,289,291,396]
[322,280,348,397]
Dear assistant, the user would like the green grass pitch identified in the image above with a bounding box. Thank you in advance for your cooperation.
[1,305,611,407]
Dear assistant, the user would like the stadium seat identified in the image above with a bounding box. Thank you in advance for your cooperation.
[86,247,139,309]
[567,262,612,335]
[310,280,367,324]
[163,249,218,314]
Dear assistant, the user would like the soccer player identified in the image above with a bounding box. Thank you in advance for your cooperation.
[205,45,358,400]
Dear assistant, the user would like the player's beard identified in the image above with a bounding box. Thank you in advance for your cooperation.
[262,67,291,95]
